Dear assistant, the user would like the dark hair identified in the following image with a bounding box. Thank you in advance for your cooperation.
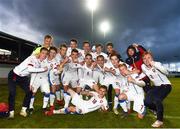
[85,53,92,58]
[40,47,49,52]
[71,48,79,54]
[97,55,104,60]
[99,85,107,91]
[110,53,119,60]
[49,46,57,53]
[44,35,53,39]
[126,45,136,57]
[95,43,103,48]
[70,39,77,44]
[106,42,113,47]
[60,44,67,49]
[83,41,90,46]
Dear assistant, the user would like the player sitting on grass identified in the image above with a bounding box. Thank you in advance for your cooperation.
[45,85,108,115]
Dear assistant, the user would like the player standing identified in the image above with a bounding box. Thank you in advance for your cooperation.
[142,51,172,127]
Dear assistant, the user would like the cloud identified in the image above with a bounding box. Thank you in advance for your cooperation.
[0,0,180,62]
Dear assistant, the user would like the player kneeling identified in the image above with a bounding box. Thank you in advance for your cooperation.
[117,63,146,119]
[45,86,108,115]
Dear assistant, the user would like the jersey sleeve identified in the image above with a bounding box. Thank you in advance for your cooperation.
[154,62,169,75]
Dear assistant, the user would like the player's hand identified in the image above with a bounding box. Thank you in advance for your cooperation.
[132,43,139,48]
[127,76,135,83]
[92,62,97,69]
[44,66,48,71]
[110,68,116,75]
[131,68,140,74]
[63,57,69,63]
[149,61,155,67]
[29,85,34,91]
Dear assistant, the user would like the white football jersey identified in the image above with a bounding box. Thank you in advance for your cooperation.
[120,73,145,94]
[92,52,108,61]
[78,63,94,80]
[141,62,171,86]
[82,92,108,113]
[13,55,45,77]
[66,47,82,57]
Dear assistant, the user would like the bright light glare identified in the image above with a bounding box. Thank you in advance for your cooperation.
[86,0,99,11]
[100,21,110,33]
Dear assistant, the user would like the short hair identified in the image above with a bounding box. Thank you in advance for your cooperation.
[83,41,90,46]
[95,43,103,48]
[85,53,92,58]
[40,47,49,52]
[44,35,53,39]
[106,42,113,47]
[142,51,153,58]
[119,63,127,69]
[71,48,79,54]
[99,85,107,91]
[49,46,57,53]
[110,53,119,60]
[60,44,67,49]
[97,55,104,60]
[70,39,77,44]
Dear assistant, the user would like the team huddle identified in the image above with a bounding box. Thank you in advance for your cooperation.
[7,35,172,127]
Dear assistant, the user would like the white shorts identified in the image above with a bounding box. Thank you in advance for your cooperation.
[124,90,145,114]
[100,77,116,89]
[71,93,87,114]
[78,79,97,89]
[61,72,79,88]
[31,77,50,93]
[49,77,60,86]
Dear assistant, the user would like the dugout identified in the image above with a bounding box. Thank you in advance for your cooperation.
[0,31,39,84]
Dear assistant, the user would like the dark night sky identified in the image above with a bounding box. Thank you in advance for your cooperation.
[0,0,180,62]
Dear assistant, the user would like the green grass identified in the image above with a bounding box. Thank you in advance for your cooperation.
[0,78,180,128]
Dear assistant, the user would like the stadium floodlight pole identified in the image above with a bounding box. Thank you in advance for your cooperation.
[86,0,99,43]
[100,20,110,39]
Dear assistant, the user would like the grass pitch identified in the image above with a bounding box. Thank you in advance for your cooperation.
[0,78,180,128]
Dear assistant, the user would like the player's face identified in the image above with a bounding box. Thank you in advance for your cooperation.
[119,66,128,76]
[49,50,56,59]
[110,56,119,67]
[98,88,107,98]
[97,57,104,67]
[96,46,102,53]
[71,52,78,59]
[83,43,91,52]
[60,47,67,56]
[106,45,113,53]
[39,50,48,61]
[143,54,153,66]
[128,48,135,56]
[85,55,92,65]
[44,38,52,48]
[70,41,77,49]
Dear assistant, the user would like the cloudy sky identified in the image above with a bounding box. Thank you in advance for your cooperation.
[0,0,180,62]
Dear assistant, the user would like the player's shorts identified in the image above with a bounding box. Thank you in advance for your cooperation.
[48,74,60,86]
[100,77,116,89]
[124,90,145,114]
[71,93,87,114]
[61,72,79,88]
[31,77,50,93]
[78,79,97,89]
